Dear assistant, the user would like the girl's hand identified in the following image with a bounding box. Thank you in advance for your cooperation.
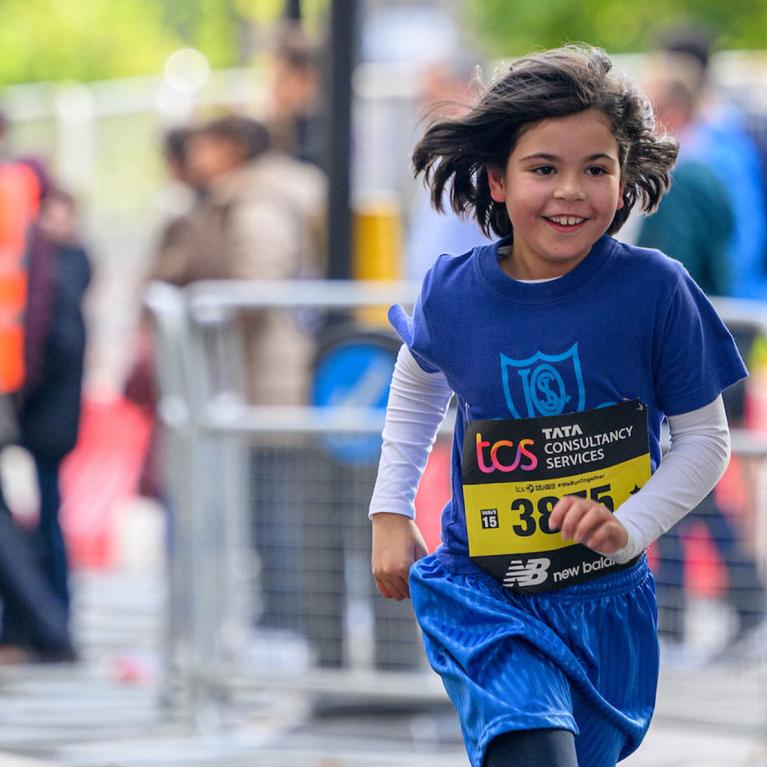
[371,513,429,600]
[548,495,628,556]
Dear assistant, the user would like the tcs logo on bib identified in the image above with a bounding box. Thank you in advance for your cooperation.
[475,434,538,474]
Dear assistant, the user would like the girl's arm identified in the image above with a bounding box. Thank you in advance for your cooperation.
[551,396,731,562]
[370,345,453,600]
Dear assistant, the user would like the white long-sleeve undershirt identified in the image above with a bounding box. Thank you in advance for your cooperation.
[369,345,731,565]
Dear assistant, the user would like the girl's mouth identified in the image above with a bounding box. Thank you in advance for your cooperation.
[543,215,588,232]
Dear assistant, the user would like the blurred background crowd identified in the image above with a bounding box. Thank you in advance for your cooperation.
[1,0,767,764]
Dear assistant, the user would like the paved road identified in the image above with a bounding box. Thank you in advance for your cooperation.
[0,570,765,767]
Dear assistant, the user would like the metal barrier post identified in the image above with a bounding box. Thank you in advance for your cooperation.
[145,284,241,731]
[143,283,199,726]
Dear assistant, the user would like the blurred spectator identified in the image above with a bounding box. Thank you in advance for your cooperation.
[15,188,91,632]
[191,114,325,629]
[639,57,766,650]
[0,114,42,416]
[639,59,733,294]
[655,21,767,300]
[145,125,212,288]
[147,114,326,633]
[405,58,493,281]
[124,126,199,500]
[0,501,76,663]
[0,116,76,663]
[266,23,324,168]
[153,115,325,387]
[162,126,194,187]
[158,125,202,217]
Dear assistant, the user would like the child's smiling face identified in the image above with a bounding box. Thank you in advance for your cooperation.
[487,109,624,280]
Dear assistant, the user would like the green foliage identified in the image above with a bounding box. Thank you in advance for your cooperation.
[10,0,760,87]
[465,0,767,56]
[0,0,178,84]
[0,0,328,86]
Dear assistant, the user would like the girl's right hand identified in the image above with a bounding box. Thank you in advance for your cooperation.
[371,513,429,601]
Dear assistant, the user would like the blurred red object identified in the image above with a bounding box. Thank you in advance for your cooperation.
[60,395,152,569]
[415,441,451,553]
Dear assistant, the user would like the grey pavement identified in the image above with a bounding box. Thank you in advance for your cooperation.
[0,569,766,767]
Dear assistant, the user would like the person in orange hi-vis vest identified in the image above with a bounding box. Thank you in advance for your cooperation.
[0,157,40,398]
[0,127,77,664]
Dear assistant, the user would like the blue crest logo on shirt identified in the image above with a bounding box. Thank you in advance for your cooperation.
[500,343,586,418]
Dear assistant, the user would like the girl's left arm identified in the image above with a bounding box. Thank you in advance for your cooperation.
[551,395,731,563]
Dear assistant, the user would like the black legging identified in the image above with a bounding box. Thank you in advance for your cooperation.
[484,728,578,767]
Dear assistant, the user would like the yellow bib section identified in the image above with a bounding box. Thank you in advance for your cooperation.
[464,453,651,557]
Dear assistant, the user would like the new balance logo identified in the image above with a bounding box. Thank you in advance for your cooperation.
[503,557,551,588]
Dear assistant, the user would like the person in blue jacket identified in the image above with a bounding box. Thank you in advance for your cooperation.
[657,22,767,300]
[369,46,746,767]
[638,60,765,650]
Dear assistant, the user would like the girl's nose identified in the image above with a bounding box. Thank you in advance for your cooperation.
[553,175,586,201]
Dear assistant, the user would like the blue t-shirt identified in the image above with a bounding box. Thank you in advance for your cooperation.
[389,234,748,571]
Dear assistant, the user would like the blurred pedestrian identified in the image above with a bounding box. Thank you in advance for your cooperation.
[266,23,324,168]
[144,125,209,289]
[151,115,326,634]
[0,502,76,663]
[656,21,767,300]
[162,126,198,195]
[0,118,78,664]
[0,112,41,440]
[155,126,203,221]
[13,187,91,637]
[151,116,326,290]
[639,54,766,650]
[405,58,494,282]
[639,61,732,294]
[125,126,200,502]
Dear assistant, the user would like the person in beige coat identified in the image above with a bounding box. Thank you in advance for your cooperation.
[151,115,327,406]
[149,115,327,634]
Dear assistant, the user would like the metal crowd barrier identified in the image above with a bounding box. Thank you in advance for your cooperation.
[145,281,767,738]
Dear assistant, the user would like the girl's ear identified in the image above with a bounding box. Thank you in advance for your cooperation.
[616,181,625,210]
[487,165,507,203]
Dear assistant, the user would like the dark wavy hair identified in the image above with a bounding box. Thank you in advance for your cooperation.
[199,115,271,163]
[412,45,679,238]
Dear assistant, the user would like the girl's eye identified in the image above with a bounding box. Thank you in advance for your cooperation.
[586,166,607,176]
[532,166,555,175]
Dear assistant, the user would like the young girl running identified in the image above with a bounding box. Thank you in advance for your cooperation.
[369,46,747,767]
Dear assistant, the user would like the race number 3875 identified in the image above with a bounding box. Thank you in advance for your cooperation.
[508,484,614,537]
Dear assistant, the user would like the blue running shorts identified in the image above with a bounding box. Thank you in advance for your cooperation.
[410,553,659,767]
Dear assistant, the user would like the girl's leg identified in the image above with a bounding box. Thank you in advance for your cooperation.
[484,728,578,767]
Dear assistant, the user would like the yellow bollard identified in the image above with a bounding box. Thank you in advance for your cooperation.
[352,196,402,326]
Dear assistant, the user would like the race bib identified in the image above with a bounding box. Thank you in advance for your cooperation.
[462,400,650,593]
